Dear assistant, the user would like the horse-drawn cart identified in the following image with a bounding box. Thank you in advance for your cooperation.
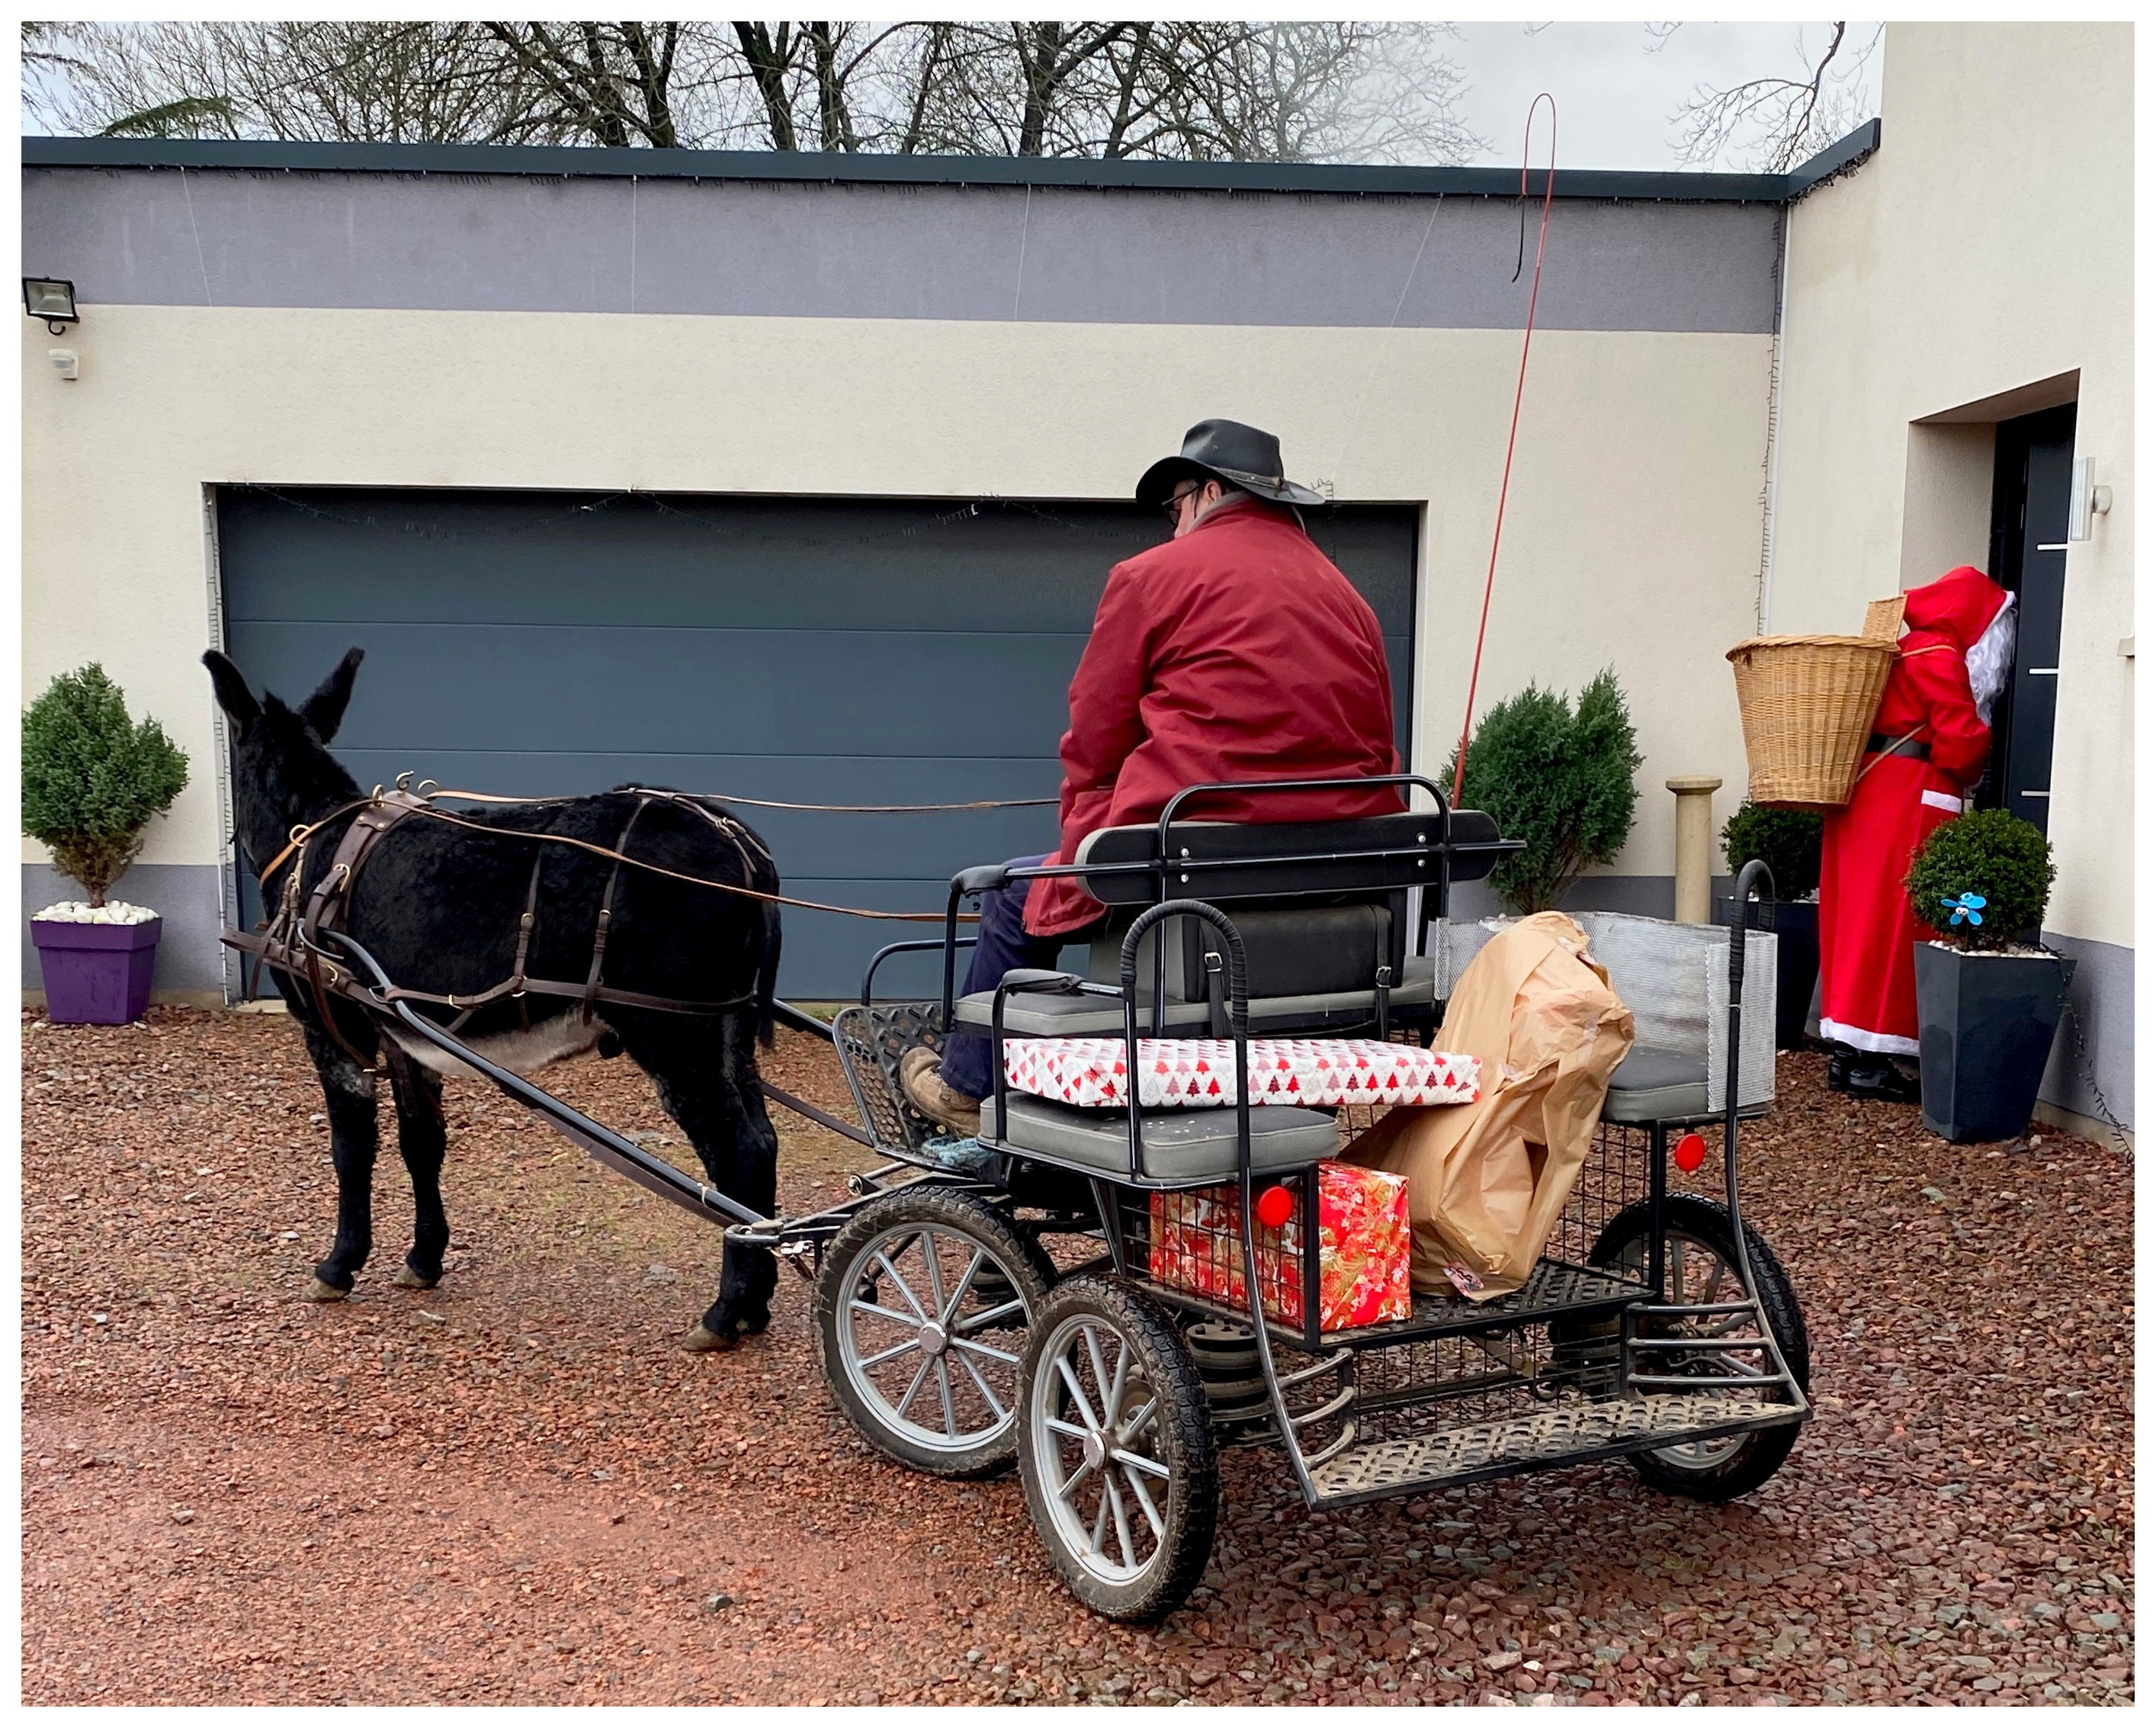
[317,774,1810,1622]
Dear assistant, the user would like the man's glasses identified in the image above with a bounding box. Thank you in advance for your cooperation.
[1163,483,1202,524]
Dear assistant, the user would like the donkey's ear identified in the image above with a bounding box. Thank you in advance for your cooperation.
[201,650,261,734]
[298,647,364,744]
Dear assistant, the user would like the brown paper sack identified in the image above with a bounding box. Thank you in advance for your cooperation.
[1342,912,1634,1300]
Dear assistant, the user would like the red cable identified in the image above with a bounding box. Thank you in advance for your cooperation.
[1452,94,1558,810]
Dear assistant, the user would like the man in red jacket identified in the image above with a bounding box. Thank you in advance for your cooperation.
[903,419,1404,1133]
[1818,565,2015,1101]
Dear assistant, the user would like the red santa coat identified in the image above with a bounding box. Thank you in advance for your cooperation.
[1025,494,1401,936]
[1818,567,2012,1054]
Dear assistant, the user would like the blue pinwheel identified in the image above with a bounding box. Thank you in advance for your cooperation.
[1941,891,1986,928]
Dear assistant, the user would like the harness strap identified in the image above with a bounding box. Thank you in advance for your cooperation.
[582,798,648,1023]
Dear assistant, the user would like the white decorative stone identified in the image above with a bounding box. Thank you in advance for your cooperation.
[33,899,160,925]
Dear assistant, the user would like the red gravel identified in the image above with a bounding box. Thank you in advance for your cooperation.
[23,1007,2135,1704]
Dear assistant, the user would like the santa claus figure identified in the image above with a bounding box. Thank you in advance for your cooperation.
[1818,566,2016,1100]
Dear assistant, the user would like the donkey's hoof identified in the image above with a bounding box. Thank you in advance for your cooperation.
[303,1277,349,1303]
[390,1264,438,1290]
[681,1322,737,1354]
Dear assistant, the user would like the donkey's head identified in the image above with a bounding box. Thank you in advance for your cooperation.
[203,647,366,875]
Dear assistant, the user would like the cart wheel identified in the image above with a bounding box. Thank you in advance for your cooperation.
[814,1187,1055,1479]
[1016,1275,1218,1623]
[1590,1195,1811,1502]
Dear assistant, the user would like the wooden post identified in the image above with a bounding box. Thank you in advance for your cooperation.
[1667,775,1723,926]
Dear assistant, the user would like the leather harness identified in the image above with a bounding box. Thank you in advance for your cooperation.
[223,787,770,1069]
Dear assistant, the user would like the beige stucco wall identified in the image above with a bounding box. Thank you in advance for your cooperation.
[1769,21,2134,949]
[23,304,1775,887]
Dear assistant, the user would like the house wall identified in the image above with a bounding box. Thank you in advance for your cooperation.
[1769,22,2135,1129]
[23,165,1783,994]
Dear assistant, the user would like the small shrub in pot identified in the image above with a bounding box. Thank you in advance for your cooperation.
[1721,803,1822,901]
[1901,811,2069,1142]
[1719,802,1824,1049]
[1446,668,1641,915]
[23,664,190,1023]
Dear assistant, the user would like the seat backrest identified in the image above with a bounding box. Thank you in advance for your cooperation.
[1072,808,1504,1008]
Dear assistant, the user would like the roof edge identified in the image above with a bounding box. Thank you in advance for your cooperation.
[18,130,1877,204]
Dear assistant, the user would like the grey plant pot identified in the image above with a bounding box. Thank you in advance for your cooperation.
[1913,942,2074,1144]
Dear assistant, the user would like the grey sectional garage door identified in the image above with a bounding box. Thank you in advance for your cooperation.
[219,487,1416,997]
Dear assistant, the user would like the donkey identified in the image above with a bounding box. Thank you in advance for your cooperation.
[205,647,784,1351]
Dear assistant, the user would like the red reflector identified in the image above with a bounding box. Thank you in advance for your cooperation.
[1255,1185,1295,1229]
[1674,1132,1708,1174]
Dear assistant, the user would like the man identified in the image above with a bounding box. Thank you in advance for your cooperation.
[903,418,1404,1134]
[1818,564,2015,1100]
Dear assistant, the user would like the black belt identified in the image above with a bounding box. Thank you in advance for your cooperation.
[1866,732,1930,762]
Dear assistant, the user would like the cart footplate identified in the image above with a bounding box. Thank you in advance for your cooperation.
[831,1001,947,1158]
[1307,1392,1798,1505]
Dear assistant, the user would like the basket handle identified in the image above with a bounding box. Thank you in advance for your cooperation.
[1862,594,1907,641]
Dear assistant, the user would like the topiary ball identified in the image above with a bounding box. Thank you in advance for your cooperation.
[1720,802,1824,900]
[1904,808,2053,951]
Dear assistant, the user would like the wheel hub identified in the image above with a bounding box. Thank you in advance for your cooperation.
[916,1319,948,1357]
[1080,1428,1106,1472]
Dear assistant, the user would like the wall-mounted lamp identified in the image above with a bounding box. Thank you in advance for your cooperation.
[2068,455,2113,542]
[23,277,78,335]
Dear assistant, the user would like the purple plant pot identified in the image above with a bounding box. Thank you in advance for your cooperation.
[32,915,162,1025]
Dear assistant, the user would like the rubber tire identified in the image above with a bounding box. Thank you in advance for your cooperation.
[1589,1194,1811,1502]
[1016,1274,1220,1624]
[814,1185,1056,1480]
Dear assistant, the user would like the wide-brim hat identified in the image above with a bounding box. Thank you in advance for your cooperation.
[1136,417,1328,510]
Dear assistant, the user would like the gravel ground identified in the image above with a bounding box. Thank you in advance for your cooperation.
[23,1007,2134,1704]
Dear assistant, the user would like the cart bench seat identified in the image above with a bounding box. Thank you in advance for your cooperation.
[980,1094,1336,1180]
[1599,1046,1711,1123]
[954,953,1437,1039]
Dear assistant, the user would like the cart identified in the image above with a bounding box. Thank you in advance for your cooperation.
[323,774,1810,1622]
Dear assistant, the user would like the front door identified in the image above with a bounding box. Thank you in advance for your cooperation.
[1981,403,2076,833]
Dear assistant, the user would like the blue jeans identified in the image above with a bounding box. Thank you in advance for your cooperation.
[939,854,1095,1101]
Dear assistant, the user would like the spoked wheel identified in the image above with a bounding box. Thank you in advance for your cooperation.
[1592,1194,1811,1500]
[1015,1275,1218,1622]
[814,1187,1055,1479]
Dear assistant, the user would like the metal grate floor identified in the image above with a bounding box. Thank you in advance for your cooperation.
[1308,1392,1795,1501]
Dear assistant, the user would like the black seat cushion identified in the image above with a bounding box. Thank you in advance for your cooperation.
[980,1094,1336,1180]
[1601,1045,1710,1123]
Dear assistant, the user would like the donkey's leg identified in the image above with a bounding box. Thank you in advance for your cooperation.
[301,1019,380,1301]
[383,1049,451,1290]
[615,1010,780,1350]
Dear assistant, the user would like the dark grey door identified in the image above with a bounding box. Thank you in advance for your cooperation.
[218,487,1418,997]
[1984,404,2075,833]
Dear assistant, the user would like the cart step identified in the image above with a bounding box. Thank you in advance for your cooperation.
[1306,1392,1797,1505]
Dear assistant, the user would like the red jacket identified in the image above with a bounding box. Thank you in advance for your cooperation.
[1025,495,1402,936]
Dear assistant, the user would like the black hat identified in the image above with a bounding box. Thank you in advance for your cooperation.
[1136,418,1327,510]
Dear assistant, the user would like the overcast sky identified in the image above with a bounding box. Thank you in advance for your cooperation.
[1445,21,1883,172]
[20,19,1885,172]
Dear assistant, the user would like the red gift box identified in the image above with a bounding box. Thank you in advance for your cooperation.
[1147,1160,1411,1331]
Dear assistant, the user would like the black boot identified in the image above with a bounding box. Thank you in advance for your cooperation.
[1826,1042,1860,1093]
[1844,1057,1920,1104]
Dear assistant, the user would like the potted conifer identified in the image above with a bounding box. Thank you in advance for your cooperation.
[1718,803,1822,1049]
[1903,810,2070,1143]
[23,664,190,1024]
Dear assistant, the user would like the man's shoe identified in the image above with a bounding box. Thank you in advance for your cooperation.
[1826,1043,1859,1093]
[900,1046,983,1137]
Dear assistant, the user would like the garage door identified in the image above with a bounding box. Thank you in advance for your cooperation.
[219,487,1417,998]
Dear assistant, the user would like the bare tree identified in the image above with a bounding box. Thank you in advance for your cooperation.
[24,20,1487,165]
[1663,21,1883,173]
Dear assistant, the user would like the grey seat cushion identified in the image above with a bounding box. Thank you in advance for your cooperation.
[1600,1045,1710,1123]
[951,952,1439,1039]
[981,1094,1337,1180]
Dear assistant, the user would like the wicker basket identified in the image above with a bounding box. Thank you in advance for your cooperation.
[1727,596,1906,811]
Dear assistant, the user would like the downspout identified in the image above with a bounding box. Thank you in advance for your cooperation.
[1757,202,1792,635]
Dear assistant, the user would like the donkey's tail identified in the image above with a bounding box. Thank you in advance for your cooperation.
[754,901,782,1049]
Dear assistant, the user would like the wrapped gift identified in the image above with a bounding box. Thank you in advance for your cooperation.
[1004,1036,1478,1110]
[1148,1161,1411,1331]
